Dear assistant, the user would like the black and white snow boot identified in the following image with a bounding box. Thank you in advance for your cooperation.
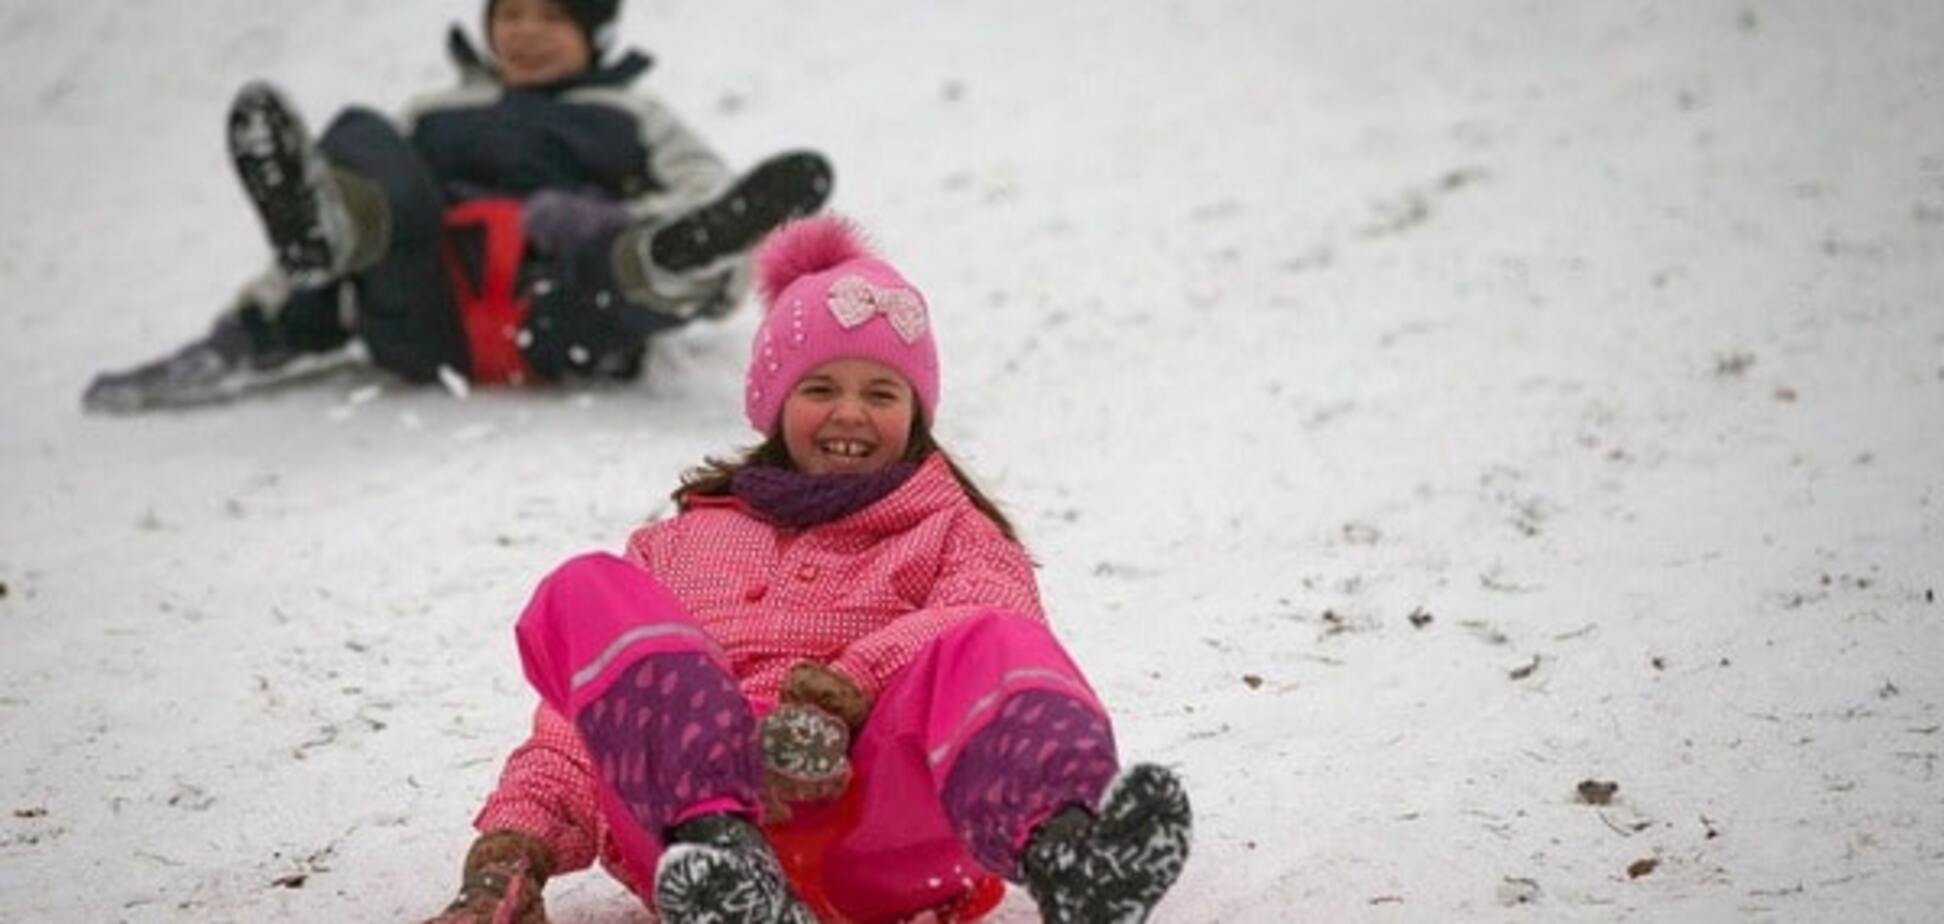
[655,814,816,924]
[1022,763,1193,924]
[645,150,833,275]
[227,81,356,286]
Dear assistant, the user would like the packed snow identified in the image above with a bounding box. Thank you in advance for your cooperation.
[2,0,1941,920]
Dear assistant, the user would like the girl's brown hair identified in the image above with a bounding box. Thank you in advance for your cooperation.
[672,412,1022,544]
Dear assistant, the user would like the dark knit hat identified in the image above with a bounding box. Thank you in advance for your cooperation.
[485,0,621,57]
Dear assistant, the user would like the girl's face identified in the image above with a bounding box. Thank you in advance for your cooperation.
[780,358,915,475]
[491,0,593,88]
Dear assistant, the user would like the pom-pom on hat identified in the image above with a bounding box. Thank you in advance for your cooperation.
[745,216,940,433]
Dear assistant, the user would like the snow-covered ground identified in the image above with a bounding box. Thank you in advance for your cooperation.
[3,1,1942,920]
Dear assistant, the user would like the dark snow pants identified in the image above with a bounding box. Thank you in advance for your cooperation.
[318,107,470,382]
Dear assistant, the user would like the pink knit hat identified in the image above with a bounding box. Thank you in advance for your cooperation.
[744,215,939,433]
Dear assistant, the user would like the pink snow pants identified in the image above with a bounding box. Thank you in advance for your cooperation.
[514,553,1119,923]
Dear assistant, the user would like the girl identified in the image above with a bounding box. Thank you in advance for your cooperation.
[83,0,830,412]
[425,216,1192,924]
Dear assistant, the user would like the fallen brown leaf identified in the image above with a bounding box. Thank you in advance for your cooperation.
[1576,779,1619,805]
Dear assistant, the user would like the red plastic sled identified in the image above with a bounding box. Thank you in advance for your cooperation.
[764,782,1006,924]
[439,197,534,385]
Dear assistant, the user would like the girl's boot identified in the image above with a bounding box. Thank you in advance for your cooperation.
[655,813,816,924]
[1022,763,1193,924]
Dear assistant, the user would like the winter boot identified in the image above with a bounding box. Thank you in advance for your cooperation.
[228,82,384,286]
[654,814,816,924]
[81,305,297,413]
[1022,763,1193,924]
[642,150,834,275]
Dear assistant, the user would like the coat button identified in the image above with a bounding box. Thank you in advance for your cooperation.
[796,563,819,581]
[743,583,767,602]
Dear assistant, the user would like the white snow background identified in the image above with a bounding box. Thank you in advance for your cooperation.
[3,0,1942,920]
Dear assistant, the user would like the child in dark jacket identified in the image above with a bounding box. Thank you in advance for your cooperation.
[423,216,1192,924]
[83,0,831,412]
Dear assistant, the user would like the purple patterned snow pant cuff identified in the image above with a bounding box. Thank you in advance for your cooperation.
[575,650,762,839]
[938,688,1118,877]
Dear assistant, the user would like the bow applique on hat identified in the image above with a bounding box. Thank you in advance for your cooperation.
[745,215,942,432]
[826,276,928,344]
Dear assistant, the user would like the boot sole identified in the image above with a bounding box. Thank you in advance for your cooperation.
[228,82,336,284]
[649,151,834,274]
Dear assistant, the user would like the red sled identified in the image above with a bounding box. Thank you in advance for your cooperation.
[764,782,1006,924]
[439,197,535,385]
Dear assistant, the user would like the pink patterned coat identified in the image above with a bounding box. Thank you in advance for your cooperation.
[473,453,1044,889]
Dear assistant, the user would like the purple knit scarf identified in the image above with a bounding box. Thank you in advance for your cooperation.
[729,462,920,530]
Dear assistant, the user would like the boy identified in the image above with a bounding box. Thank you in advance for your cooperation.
[84,0,831,412]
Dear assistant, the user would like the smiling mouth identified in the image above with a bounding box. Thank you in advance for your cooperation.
[819,439,875,459]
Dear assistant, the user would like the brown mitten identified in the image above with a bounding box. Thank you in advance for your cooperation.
[760,662,872,823]
[760,701,853,820]
[779,661,871,731]
[421,829,552,924]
